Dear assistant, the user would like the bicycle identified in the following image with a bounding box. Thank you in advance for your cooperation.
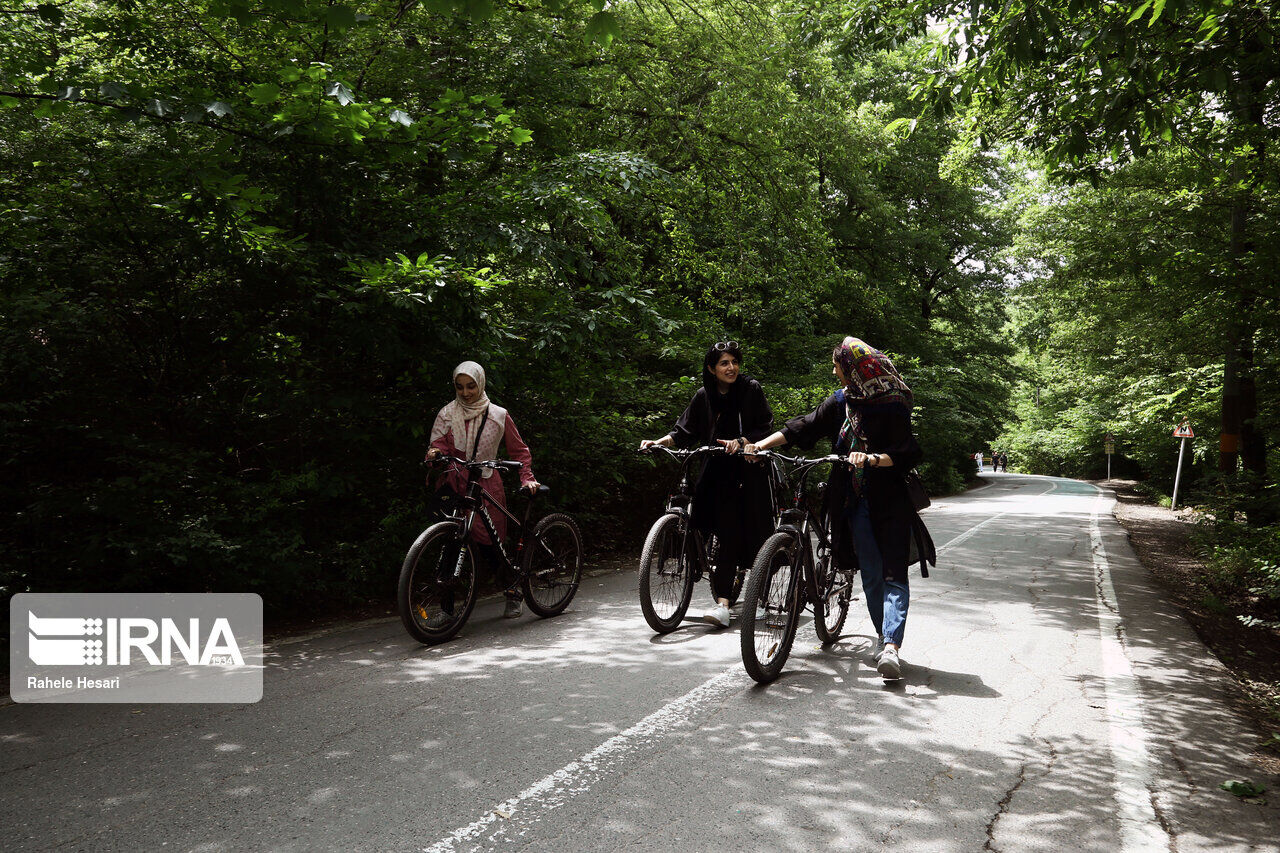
[738,452,857,683]
[635,444,785,634]
[398,455,584,645]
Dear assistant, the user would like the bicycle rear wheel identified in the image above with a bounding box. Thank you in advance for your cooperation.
[398,521,478,645]
[739,531,803,683]
[522,513,584,617]
[638,513,696,633]
[813,551,852,645]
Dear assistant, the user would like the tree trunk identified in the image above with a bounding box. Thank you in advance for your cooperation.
[1219,175,1244,474]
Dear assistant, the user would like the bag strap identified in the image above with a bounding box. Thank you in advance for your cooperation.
[469,406,490,461]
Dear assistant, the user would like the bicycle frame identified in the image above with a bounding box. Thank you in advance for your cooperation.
[648,446,724,581]
[435,460,538,581]
[762,453,845,611]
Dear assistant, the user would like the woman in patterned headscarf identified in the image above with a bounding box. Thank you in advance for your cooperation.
[746,337,926,680]
[426,361,540,618]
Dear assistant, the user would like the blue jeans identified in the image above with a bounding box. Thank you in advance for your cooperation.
[848,499,909,648]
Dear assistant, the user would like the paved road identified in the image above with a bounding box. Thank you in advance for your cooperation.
[3,473,1277,852]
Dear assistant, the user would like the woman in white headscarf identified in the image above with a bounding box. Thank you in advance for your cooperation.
[425,361,540,617]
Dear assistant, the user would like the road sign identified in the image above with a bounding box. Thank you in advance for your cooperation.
[1104,441,1115,455]
[1171,420,1192,509]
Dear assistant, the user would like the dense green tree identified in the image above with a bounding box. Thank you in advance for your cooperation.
[1,0,1019,604]
[849,0,1279,506]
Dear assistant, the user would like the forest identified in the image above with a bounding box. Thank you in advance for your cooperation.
[1,0,1275,627]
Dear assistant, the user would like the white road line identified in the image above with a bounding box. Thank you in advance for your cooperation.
[934,481,1058,554]
[1088,487,1170,852]
[422,667,747,852]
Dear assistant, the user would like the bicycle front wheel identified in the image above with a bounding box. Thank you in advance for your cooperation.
[638,513,696,633]
[522,512,584,617]
[398,521,478,645]
[740,531,803,683]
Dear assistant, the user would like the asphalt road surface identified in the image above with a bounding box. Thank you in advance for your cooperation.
[3,473,1278,852]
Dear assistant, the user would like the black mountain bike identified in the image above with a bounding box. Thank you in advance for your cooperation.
[636,445,785,634]
[739,452,857,683]
[398,455,583,645]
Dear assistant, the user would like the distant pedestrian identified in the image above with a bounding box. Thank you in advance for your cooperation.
[974,451,984,473]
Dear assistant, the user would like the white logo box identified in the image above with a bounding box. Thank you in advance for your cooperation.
[10,593,263,703]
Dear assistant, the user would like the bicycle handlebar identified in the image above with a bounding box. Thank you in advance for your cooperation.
[427,454,524,472]
[636,444,729,460]
[750,450,850,468]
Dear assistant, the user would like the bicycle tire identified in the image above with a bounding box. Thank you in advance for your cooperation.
[638,513,696,634]
[522,512,584,617]
[739,531,804,683]
[398,521,478,645]
[812,552,851,645]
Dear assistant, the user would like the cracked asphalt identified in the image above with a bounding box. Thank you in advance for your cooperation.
[2,472,1277,851]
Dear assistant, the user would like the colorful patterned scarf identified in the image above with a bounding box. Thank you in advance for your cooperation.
[833,337,912,494]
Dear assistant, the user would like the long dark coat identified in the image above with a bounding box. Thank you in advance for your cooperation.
[781,390,932,582]
[667,378,775,572]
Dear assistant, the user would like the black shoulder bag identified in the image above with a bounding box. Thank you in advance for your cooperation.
[905,468,930,511]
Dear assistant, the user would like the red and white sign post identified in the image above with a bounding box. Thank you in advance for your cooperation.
[1171,419,1194,510]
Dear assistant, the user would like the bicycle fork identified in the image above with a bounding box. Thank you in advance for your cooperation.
[453,510,477,579]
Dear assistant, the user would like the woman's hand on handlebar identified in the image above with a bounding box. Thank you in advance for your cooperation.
[639,436,672,452]
[847,451,891,468]
[524,481,541,496]
[717,438,744,455]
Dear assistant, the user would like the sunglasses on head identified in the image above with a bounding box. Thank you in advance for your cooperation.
[714,340,741,352]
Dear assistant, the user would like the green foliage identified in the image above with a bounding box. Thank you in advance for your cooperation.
[1220,779,1267,799]
[1,0,1020,608]
[996,146,1278,500]
[1196,517,1280,629]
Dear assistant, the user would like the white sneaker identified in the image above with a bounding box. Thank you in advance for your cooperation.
[703,603,731,629]
[877,646,902,680]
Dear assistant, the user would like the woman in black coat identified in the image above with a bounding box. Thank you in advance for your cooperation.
[640,341,775,628]
[746,337,924,680]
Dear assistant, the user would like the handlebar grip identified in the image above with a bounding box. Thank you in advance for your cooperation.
[497,460,523,471]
